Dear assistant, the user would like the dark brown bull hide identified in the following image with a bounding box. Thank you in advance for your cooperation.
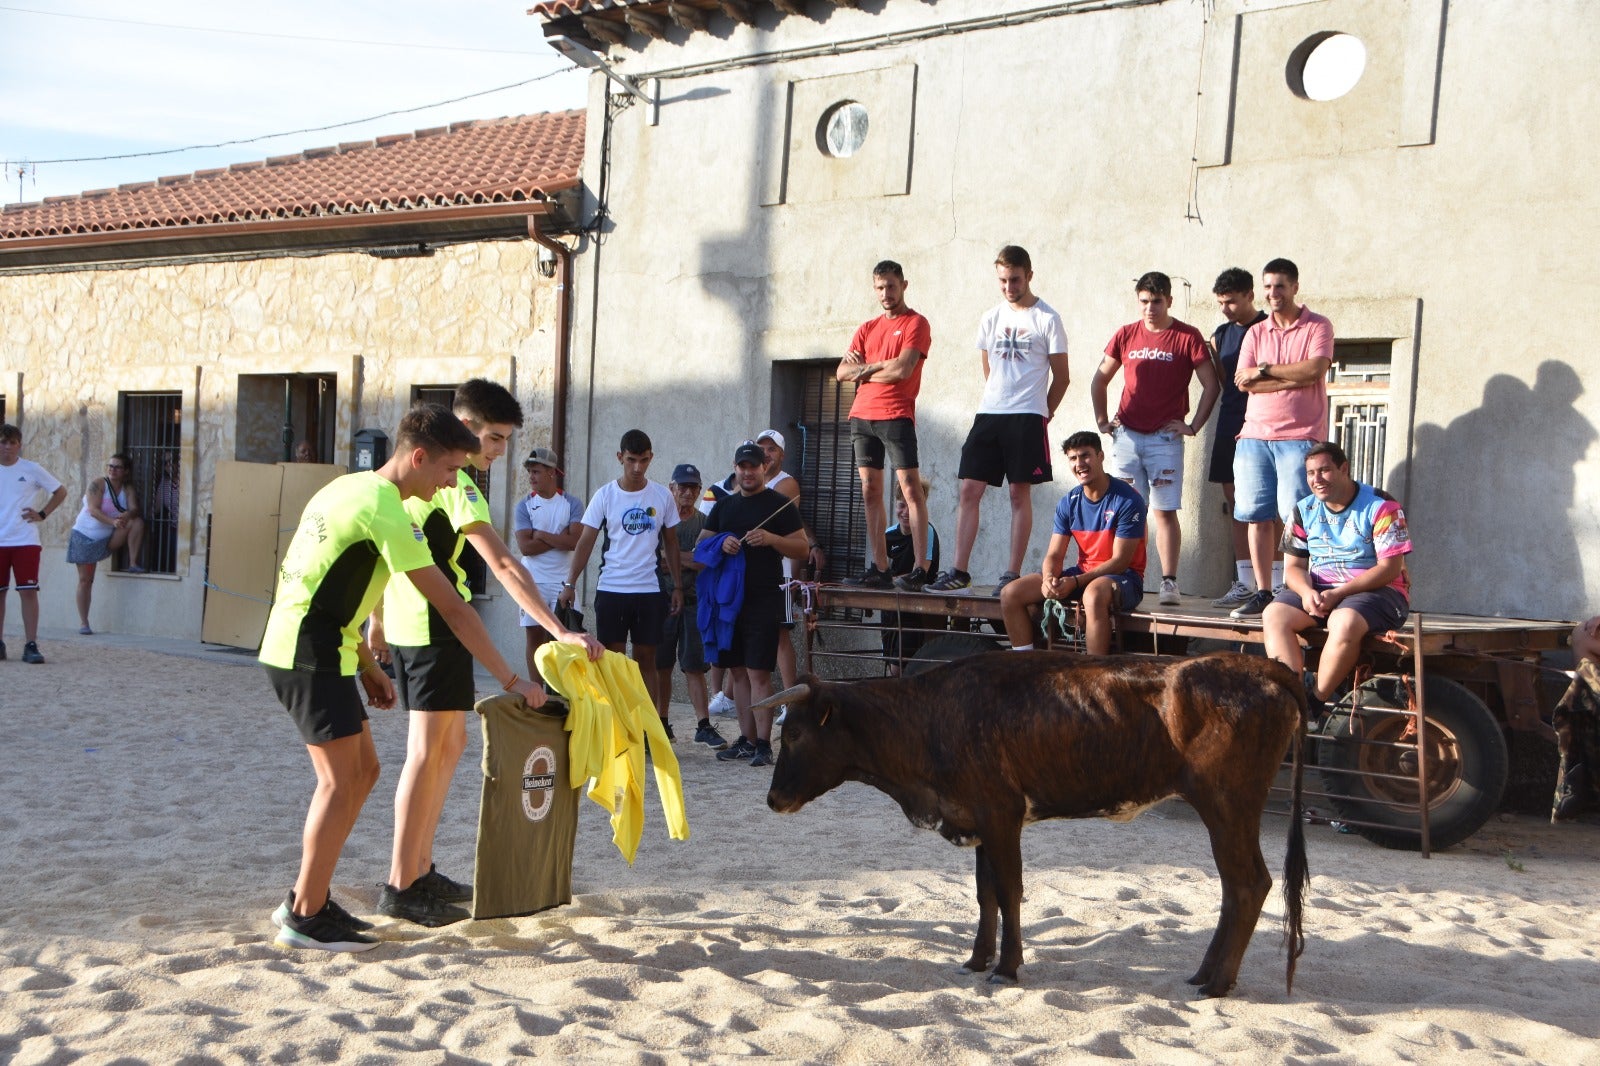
[1552,658,1600,821]
[765,650,1308,997]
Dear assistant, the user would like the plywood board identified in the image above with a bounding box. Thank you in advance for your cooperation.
[201,461,283,649]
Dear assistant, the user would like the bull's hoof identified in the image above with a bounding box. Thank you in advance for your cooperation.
[1195,978,1237,998]
[960,956,993,974]
[986,970,1019,986]
[1185,971,1209,987]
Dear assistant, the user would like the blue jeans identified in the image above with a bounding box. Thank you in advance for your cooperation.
[1233,438,1314,523]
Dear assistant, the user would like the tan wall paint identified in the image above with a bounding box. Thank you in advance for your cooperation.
[561,0,1600,621]
[0,239,562,655]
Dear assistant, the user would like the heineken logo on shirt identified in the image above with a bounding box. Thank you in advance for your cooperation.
[621,506,656,535]
[521,746,557,821]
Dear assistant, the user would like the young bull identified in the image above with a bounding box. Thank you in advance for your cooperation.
[762,650,1308,997]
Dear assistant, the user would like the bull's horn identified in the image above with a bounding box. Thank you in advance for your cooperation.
[749,683,811,713]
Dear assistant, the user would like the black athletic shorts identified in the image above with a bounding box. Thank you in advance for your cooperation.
[656,608,709,673]
[265,664,367,744]
[957,413,1053,486]
[1208,404,1247,485]
[716,595,783,671]
[595,590,669,648]
[393,638,475,711]
[851,416,920,471]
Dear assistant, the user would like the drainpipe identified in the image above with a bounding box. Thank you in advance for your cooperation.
[528,217,572,465]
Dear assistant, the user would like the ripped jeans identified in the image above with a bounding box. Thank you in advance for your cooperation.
[1108,426,1185,511]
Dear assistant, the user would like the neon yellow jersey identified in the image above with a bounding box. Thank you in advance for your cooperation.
[259,472,433,674]
[381,468,492,647]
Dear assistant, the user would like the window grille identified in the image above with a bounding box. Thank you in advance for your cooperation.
[412,385,487,595]
[117,391,182,574]
[1327,342,1391,491]
[235,373,336,464]
[790,367,866,583]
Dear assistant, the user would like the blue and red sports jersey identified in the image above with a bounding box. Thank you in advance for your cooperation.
[1284,483,1412,598]
[1052,478,1147,580]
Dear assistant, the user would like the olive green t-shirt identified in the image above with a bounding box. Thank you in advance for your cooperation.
[258,471,433,674]
[382,469,492,647]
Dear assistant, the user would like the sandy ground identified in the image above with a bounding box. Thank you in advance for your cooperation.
[2,628,1598,1064]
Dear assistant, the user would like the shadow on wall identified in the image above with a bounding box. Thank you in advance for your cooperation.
[1408,361,1595,619]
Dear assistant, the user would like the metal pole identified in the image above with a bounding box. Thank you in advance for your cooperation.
[1413,612,1431,858]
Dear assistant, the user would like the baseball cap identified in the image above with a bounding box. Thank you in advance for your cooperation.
[523,447,562,472]
[734,441,765,466]
[755,428,785,451]
[670,463,702,485]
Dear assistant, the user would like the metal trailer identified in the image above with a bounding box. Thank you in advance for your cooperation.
[796,583,1574,856]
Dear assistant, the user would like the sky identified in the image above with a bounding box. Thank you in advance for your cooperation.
[0,1,587,206]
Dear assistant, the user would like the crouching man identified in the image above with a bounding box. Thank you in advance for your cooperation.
[1263,441,1413,712]
[1000,430,1147,655]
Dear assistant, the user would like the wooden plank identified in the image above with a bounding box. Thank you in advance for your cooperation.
[201,461,283,649]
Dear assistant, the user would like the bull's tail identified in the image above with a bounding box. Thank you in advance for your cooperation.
[1282,700,1309,994]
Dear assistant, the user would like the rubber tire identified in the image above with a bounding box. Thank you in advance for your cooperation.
[1317,674,1508,851]
[904,633,1002,677]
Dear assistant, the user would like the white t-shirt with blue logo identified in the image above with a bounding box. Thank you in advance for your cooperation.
[582,479,678,594]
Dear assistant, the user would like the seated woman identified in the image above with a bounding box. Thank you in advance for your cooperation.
[67,452,146,634]
[881,477,941,674]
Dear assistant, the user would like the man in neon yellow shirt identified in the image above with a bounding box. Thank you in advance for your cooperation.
[369,380,601,928]
[261,404,549,952]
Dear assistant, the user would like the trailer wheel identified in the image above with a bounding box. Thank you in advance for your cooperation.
[904,634,1002,677]
[1317,674,1508,851]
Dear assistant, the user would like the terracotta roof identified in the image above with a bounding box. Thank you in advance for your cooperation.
[532,1,793,50]
[0,111,585,241]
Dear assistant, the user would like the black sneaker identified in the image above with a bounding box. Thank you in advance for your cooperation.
[716,736,755,762]
[748,741,774,768]
[694,721,729,750]
[659,718,676,741]
[414,864,472,904]
[894,567,931,592]
[377,881,470,927]
[1229,589,1274,618]
[275,899,380,952]
[844,565,892,589]
[271,889,375,932]
[926,569,971,592]
[991,571,1021,598]
[0,641,6,660]
[1302,671,1330,722]
[20,641,44,664]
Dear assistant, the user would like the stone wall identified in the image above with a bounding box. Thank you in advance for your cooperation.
[0,238,562,659]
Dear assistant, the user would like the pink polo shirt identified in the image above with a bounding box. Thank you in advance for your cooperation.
[1238,306,1333,441]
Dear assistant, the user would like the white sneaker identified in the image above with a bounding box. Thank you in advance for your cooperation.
[708,692,737,717]
[1158,577,1181,606]
[1211,581,1254,608]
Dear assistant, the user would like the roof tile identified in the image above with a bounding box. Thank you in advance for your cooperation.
[0,110,585,242]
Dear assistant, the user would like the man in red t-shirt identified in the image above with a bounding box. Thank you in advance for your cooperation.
[836,260,934,591]
[1090,271,1219,606]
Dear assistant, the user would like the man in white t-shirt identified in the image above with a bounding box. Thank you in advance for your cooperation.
[0,424,68,664]
[560,429,681,703]
[513,446,585,687]
[929,245,1070,596]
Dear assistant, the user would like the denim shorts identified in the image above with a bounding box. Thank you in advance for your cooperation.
[1233,437,1314,523]
[1108,427,1185,511]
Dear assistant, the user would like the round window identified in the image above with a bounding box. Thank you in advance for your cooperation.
[1287,32,1367,102]
[818,101,869,158]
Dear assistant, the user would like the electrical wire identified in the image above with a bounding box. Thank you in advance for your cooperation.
[0,4,548,56]
[1,67,577,167]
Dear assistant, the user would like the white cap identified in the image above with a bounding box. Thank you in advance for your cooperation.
[756,428,785,451]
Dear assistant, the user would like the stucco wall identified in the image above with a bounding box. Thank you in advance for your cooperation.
[562,0,1600,620]
[0,239,561,660]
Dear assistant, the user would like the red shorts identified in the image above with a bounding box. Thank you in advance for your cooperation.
[0,545,42,590]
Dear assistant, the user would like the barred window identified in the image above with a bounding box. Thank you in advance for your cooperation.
[1328,341,1391,491]
[118,391,182,574]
